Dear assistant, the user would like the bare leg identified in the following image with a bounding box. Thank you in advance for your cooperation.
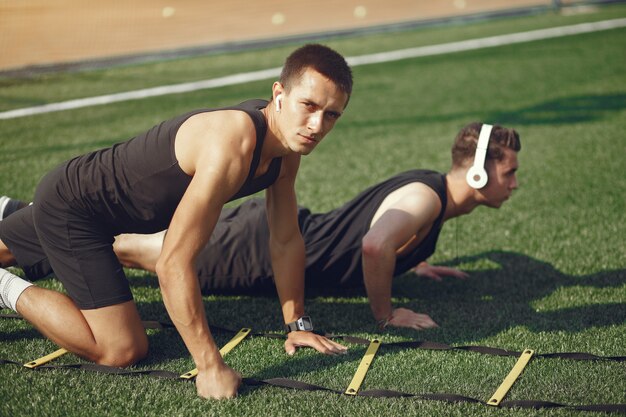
[16,286,148,367]
[0,238,17,268]
[1,198,148,366]
[113,232,165,273]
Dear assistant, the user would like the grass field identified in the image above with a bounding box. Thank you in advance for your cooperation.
[1,4,625,417]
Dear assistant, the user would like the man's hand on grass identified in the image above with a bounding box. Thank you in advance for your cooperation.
[285,331,348,355]
[386,307,439,330]
[412,262,469,282]
[196,362,241,399]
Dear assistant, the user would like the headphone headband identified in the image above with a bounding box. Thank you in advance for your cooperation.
[465,123,493,189]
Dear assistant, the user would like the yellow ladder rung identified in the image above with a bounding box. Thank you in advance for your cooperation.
[345,339,381,396]
[488,349,534,406]
[180,327,251,380]
[23,348,68,369]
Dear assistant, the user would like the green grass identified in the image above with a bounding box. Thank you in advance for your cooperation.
[1,4,625,416]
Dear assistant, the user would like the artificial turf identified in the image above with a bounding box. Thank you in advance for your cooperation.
[1,4,625,416]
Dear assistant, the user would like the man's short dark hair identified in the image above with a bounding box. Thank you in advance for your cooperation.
[452,122,521,168]
[280,44,353,100]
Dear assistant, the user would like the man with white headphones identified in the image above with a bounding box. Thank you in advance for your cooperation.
[361,122,520,329]
[1,122,520,331]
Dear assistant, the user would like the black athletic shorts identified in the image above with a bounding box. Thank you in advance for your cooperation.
[0,167,133,309]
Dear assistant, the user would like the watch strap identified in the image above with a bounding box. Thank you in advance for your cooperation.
[285,316,313,332]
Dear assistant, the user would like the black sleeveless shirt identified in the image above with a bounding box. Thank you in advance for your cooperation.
[50,99,280,235]
[301,169,447,287]
[195,170,448,291]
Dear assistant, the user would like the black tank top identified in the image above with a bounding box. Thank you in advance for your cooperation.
[53,99,280,235]
[195,170,447,291]
[301,169,447,287]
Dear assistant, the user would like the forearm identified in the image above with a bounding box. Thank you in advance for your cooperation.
[362,248,397,322]
[265,157,307,325]
[270,234,306,323]
[157,263,223,370]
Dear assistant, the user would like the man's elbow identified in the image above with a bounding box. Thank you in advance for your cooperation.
[361,235,392,260]
[361,235,380,258]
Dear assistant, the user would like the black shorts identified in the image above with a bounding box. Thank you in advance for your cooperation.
[194,199,275,293]
[0,168,132,309]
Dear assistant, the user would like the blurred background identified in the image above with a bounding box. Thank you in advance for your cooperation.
[0,0,599,74]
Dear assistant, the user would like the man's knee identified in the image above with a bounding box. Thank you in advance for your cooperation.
[96,336,149,368]
[82,300,149,367]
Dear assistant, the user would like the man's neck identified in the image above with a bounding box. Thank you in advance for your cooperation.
[260,105,292,162]
[443,170,481,221]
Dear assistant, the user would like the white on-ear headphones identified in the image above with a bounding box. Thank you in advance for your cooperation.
[275,94,282,112]
[465,123,493,189]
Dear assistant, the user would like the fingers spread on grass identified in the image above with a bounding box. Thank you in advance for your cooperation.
[435,266,469,280]
[284,331,348,355]
[414,263,469,281]
[389,308,439,330]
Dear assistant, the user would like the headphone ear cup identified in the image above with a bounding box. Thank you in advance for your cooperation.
[466,166,488,189]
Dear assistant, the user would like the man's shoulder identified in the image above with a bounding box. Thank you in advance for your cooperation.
[395,182,441,205]
[376,181,441,218]
[174,110,259,174]
[183,110,258,144]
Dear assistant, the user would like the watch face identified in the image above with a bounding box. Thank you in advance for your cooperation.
[297,316,313,331]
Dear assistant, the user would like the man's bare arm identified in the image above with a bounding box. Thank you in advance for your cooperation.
[362,185,441,330]
[156,111,254,398]
[266,154,346,355]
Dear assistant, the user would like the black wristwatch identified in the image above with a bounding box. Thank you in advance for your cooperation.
[285,316,313,332]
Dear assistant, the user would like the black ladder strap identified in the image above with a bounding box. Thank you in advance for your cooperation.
[1,358,624,413]
[2,313,624,362]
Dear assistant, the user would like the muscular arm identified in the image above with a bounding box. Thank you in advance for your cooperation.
[266,154,346,355]
[361,184,441,329]
[266,154,306,323]
[155,111,253,398]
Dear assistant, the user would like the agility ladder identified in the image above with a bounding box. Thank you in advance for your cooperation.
[1,314,624,413]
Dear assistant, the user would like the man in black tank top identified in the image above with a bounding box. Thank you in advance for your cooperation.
[79,123,522,330]
[0,44,353,399]
[3,123,521,335]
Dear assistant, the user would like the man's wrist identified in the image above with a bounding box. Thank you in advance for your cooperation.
[285,316,313,332]
[193,348,226,371]
[376,310,394,330]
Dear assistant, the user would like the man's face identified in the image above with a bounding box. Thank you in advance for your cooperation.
[479,148,519,208]
[276,68,349,155]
